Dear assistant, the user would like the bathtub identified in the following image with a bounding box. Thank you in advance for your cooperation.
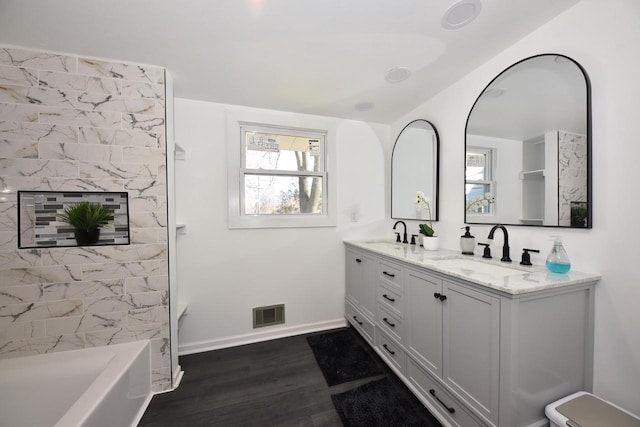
[0,341,152,427]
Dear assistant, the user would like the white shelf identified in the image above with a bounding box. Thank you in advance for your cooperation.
[177,302,188,320]
[175,143,186,160]
[519,218,544,224]
[519,169,545,179]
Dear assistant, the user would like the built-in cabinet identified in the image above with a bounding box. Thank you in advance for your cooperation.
[345,243,596,427]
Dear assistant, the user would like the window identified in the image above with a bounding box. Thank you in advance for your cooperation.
[465,147,495,215]
[227,111,336,229]
[241,124,326,216]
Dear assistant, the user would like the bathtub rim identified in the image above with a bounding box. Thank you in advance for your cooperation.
[54,340,152,427]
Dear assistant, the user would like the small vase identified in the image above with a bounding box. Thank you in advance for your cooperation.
[421,235,440,251]
[74,229,100,245]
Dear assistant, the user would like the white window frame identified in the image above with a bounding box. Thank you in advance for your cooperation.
[465,146,496,217]
[227,109,337,229]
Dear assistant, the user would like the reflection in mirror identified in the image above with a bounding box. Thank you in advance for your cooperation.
[392,119,439,221]
[465,54,591,228]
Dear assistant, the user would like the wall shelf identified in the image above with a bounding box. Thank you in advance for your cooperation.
[177,302,188,321]
[175,143,186,160]
[519,218,544,224]
[519,169,545,179]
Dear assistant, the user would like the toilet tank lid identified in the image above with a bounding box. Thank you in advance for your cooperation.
[546,391,640,427]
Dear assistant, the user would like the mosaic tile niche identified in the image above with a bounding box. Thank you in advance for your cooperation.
[0,45,172,392]
[18,191,130,248]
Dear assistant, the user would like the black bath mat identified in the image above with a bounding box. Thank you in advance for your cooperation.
[331,377,442,427]
[307,328,383,386]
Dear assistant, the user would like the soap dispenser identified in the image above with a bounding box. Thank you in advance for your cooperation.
[546,236,571,273]
[460,226,476,255]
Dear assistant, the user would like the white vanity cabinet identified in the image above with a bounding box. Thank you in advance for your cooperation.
[406,267,500,426]
[345,248,376,343]
[344,241,598,427]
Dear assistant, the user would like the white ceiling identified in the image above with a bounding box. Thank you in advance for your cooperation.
[0,0,581,124]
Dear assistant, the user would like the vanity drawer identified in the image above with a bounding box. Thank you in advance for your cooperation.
[376,329,405,374]
[378,283,403,317]
[406,358,486,427]
[346,301,374,344]
[378,259,403,290]
[377,304,403,343]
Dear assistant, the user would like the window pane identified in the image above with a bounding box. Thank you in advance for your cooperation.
[465,183,493,214]
[244,175,323,215]
[466,150,490,180]
[245,131,322,172]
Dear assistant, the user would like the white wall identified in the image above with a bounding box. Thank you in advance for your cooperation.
[389,0,640,414]
[174,98,388,353]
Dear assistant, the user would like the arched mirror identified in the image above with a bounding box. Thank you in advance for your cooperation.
[391,119,440,221]
[465,54,591,228]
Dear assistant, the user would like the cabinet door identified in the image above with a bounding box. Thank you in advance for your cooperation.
[442,281,500,426]
[405,268,443,378]
[345,249,376,319]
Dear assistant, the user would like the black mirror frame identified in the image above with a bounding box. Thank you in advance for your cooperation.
[391,119,440,221]
[464,53,592,228]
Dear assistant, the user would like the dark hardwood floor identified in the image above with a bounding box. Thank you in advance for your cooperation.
[139,327,436,426]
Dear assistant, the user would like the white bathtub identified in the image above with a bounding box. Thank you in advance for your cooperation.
[0,341,152,427]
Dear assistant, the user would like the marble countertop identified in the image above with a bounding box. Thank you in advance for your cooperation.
[345,239,601,295]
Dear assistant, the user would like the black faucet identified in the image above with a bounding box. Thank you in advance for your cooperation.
[487,224,511,262]
[393,220,408,244]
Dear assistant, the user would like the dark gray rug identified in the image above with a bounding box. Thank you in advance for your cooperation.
[331,377,442,427]
[306,328,383,386]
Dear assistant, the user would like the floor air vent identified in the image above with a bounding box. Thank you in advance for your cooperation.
[253,304,285,328]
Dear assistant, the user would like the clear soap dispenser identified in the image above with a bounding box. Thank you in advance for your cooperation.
[546,236,571,273]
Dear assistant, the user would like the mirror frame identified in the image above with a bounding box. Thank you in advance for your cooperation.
[464,53,592,228]
[391,119,440,221]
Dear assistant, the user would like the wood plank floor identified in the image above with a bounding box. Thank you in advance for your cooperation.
[139,327,436,426]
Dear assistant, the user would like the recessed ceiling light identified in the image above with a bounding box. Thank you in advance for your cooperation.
[442,0,482,30]
[481,87,506,99]
[385,67,411,83]
[355,102,374,111]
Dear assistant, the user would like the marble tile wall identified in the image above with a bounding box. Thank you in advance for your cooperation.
[558,131,587,227]
[0,46,171,392]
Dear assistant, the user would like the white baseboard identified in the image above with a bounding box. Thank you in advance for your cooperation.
[178,318,347,356]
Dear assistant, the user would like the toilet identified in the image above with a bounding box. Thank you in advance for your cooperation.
[546,391,640,427]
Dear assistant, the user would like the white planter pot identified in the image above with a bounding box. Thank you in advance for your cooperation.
[421,236,440,251]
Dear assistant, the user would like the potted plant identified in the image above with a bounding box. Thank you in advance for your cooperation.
[415,191,439,250]
[57,201,113,245]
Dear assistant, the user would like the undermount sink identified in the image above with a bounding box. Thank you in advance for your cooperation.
[364,240,405,250]
[435,257,531,276]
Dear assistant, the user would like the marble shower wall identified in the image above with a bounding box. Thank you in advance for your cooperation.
[0,46,171,392]
[558,130,587,227]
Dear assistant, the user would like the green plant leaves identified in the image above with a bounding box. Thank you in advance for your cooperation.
[56,202,113,232]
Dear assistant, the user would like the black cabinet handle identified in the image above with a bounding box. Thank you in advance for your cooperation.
[382,271,395,278]
[383,318,396,328]
[352,315,363,326]
[382,294,396,302]
[429,389,456,414]
[433,292,447,301]
[382,344,395,355]
[355,258,362,263]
